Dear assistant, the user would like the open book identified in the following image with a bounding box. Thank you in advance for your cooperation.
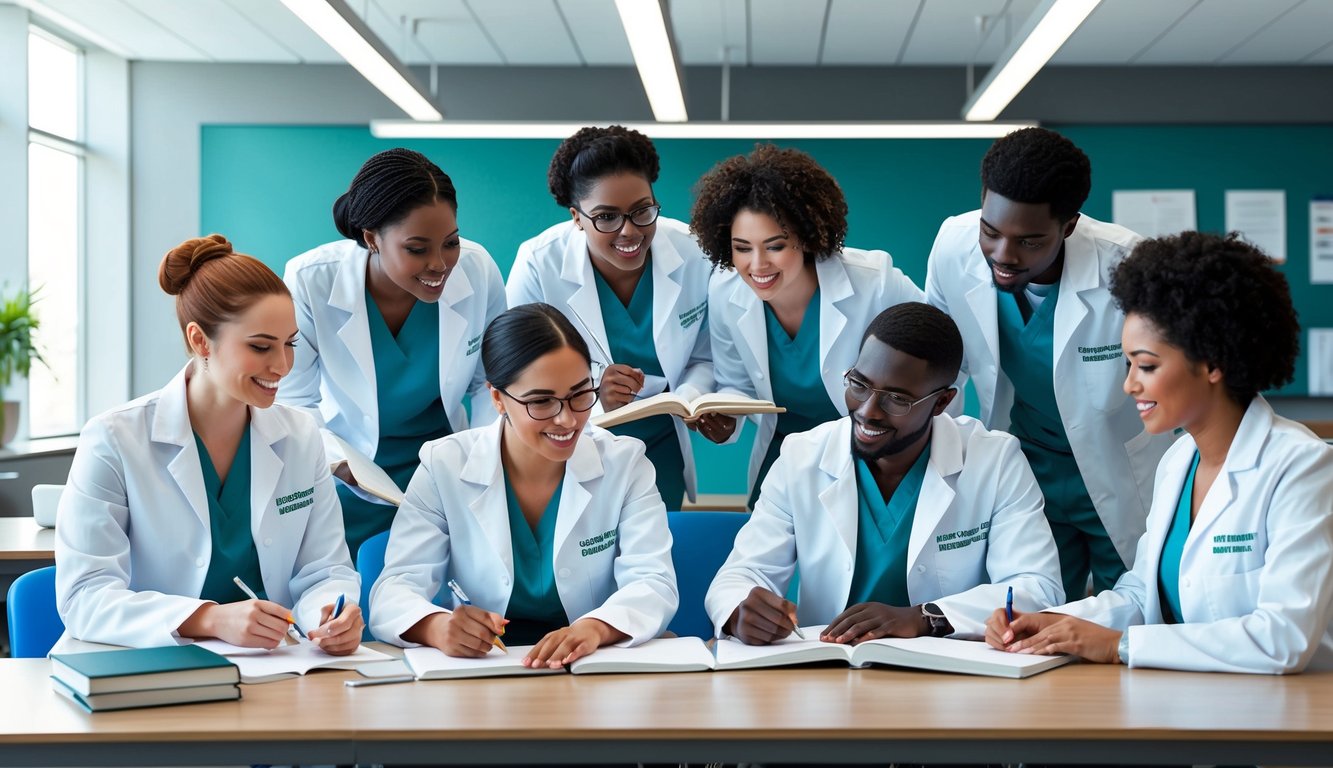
[714,626,1073,679]
[327,432,404,505]
[402,637,715,680]
[590,392,785,430]
[193,639,394,684]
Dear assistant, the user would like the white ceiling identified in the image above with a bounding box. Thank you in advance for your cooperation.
[15,0,1333,66]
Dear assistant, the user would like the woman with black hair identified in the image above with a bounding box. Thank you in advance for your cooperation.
[280,148,506,557]
[691,144,924,504]
[986,231,1333,673]
[369,303,677,666]
[507,126,713,511]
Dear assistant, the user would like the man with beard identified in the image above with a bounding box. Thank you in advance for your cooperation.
[705,303,1063,645]
[925,127,1172,602]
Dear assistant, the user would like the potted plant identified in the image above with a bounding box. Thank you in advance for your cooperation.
[0,286,47,446]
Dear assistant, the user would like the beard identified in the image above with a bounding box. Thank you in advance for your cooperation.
[850,416,933,463]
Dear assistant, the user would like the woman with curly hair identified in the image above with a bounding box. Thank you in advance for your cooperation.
[690,144,923,504]
[508,126,713,510]
[986,231,1333,673]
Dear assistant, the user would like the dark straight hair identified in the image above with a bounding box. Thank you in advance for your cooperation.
[482,303,593,390]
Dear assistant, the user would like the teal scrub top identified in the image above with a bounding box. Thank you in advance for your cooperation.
[1158,451,1200,625]
[996,286,1099,528]
[501,470,570,646]
[752,289,842,506]
[845,445,931,608]
[339,289,453,556]
[594,267,686,510]
[196,426,265,605]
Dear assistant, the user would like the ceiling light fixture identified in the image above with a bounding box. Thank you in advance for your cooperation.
[963,0,1102,122]
[279,0,442,121]
[369,121,1034,140]
[614,0,688,123]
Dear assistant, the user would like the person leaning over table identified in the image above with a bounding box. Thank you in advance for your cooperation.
[507,125,713,511]
[706,302,1064,645]
[279,148,506,559]
[987,231,1333,673]
[369,303,678,668]
[689,144,926,507]
[55,235,363,652]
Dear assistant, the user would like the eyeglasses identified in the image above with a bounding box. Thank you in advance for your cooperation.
[843,371,951,416]
[497,386,599,420]
[573,203,661,234]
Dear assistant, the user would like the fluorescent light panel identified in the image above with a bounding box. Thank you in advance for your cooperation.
[615,0,688,123]
[279,0,442,121]
[963,0,1102,122]
[370,121,1034,140]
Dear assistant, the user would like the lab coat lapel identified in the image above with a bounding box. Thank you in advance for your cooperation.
[436,265,475,401]
[732,286,770,397]
[1052,224,1096,374]
[816,256,851,406]
[818,419,859,561]
[459,420,515,582]
[553,433,604,557]
[649,233,684,383]
[155,364,210,532]
[561,241,613,369]
[248,407,283,545]
[907,416,961,569]
[962,252,1000,418]
[330,248,378,422]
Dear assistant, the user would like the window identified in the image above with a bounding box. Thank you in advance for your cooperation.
[26,28,83,438]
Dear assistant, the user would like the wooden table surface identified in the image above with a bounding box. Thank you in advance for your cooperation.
[0,517,55,561]
[1,658,1330,765]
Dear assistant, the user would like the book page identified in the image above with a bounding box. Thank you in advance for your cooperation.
[402,645,564,680]
[194,639,393,683]
[714,626,853,670]
[588,392,690,428]
[327,432,404,505]
[569,637,715,674]
[862,636,1072,677]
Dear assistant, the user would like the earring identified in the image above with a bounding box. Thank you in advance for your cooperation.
[202,356,209,373]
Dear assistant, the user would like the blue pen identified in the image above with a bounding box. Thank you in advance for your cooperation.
[331,593,346,621]
[1005,586,1014,624]
[447,579,508,653]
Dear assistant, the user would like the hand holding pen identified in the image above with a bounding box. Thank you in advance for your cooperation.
[174,576,302,649]
[434,579,508,658]
[726,586,806,646]
[311,593,366,656]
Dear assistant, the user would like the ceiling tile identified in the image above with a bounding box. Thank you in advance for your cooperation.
[899,0,1035,65]
[749,0,826,65]
[559,0,633,65]
[129,0,298,62]
[1052,0,1199,64]
[670,0,746,65]
[226,0,342,63]
[1222,0,1333,63]
[40,0,208,60]
[821,0,919,65]
[369,0,502,65]
[1134,0,1304,64]
[468,0,582,65]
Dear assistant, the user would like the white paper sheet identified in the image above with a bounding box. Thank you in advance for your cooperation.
[1112,190,1197,238]
[1310,198,1333,284]
[1309,329,1333,396]
[1226,190,1287,263]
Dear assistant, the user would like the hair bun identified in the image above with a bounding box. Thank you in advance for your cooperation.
[159,234,233,295]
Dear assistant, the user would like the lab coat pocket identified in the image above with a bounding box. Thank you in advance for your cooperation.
[1201,566,1263,619]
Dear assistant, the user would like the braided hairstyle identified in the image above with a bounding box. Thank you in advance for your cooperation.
[333,148,458,247]
[690,144,848,269]
[547,126,660,209]
[159,234,289,348]
[980,127,1091,223]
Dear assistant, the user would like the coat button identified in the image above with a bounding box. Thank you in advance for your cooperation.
[756,371,764,380]
[195,557,205,568]
[558,568,571,579]
[1182,577,1191,588]
[264,538,273,547]
[502,577,510,586]
[916,565,926,573]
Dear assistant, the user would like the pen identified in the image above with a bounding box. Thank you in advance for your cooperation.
[344,675,415,688]
[1005,586,1014,624]
[446,579,508,653]
[565,305,645,399]
[786,604,806,640]
[233,576,303,644]
[331,593,346,622]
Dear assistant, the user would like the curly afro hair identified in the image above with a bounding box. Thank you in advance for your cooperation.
[1110,231,1299,406]
[547,125,660,209]
[981,127,1090,223]
[690,144,848,270]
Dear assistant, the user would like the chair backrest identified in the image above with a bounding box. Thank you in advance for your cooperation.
[355,531,392,639]
[666,510,748,639]
[7,566,63,658]
[31,484,63,528]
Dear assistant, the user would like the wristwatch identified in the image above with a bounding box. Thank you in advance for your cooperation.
[1117,632,1130,665]
[921,603,953,638]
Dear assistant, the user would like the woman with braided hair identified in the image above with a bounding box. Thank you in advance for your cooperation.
[508,126,712,510]
[280,149,506,557]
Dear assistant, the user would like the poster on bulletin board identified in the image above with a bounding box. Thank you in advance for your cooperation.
[1312,198,1333,285]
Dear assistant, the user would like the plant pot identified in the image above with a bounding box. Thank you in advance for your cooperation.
[1,401,17,446]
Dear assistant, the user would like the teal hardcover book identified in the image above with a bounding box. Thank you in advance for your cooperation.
[52,677,241,713]
[51,644,239,696]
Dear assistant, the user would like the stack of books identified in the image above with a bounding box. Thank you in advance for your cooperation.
[50,645,241,712]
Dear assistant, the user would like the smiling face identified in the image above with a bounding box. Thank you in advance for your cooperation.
[729,208,816,304]
[571,172,657,278]
[978,190,1077,293]
[1122,312,1220,435]
[187,293,298,409]
[844,336,955,462]
[364,198,461,303]
[492,345,595,466]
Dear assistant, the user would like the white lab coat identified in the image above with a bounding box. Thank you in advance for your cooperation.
[705,415,1065,639]
[925,210,1173,566]
[369,418,678,646]
[708,247,925,494]
[54,363,358,649]
[1052,397,1333,673]
[507,218,713,500]
[279,238,507,476]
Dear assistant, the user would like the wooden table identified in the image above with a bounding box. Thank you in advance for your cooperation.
[0,517,55,604]
[1,660,1330,765]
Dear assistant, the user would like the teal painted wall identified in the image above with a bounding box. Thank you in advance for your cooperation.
[201,124,1333,491]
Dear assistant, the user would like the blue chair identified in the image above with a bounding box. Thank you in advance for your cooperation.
[355,531,392,640]
[666,510,748,639]
[7,565,63,658]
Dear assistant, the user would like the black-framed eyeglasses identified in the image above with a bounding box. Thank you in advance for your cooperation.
[497,386,599,420]
[573,203,661,234]
[843,370,951,416]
